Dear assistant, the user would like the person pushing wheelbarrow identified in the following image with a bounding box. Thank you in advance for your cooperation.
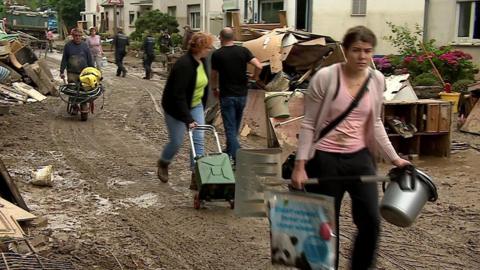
[59,28,94,116]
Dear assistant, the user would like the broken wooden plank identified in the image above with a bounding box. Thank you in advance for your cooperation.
[32,63,58,96]
[12,82,47,101]
[0,85,28,102]
[0,159,29,211]
[22,63,50,95]
[241,90,268,138]
[0,197,36,221]
[36,59,54,80]
[0,211,25,238]
[460,99,480,135]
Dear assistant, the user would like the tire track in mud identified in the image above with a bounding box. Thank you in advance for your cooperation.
[45,66,272,269]
[337,195,479,270]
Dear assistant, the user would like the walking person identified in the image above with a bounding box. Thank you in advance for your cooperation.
[211,27,262,163]
[142,31,155,79]
[60,28,94,83]
[60,28,94,115]
[290,26,410,270]
[46,29,54,53]
[157,32,213,190]
[112,27,129,77]
[158,30,172,68]
[86,26,103,71]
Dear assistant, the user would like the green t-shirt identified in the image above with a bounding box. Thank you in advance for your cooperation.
[191,63,208,107]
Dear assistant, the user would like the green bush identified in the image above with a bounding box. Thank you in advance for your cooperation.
[412,73,442,86]
[129,40,142,51]
[130,10,179,41]
[384,22,479,84]
[452,79,474,93]
[171,33,182,47]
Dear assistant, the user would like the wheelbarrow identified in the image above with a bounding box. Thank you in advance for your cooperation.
[58,82,105,121]
[189,125,236,209]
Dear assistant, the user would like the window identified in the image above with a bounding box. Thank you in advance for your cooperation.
[259,0,283,23]
[352,0,367,16]
[129,11,135,26]
[168,6,176,17]
[456,1,480,41]
[187,4,201,30]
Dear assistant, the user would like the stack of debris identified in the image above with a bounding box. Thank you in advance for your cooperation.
[0,25,58,114]
[459,82,480,135]
[0,158,76,269]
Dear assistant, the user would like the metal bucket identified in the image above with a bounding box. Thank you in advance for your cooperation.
[265,93,290,118]
[380,167,438,227]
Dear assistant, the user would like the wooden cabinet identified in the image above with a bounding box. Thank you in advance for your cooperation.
[383,100,452,157]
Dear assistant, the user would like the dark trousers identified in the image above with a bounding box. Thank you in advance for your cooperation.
[143,54,154,78]
[305,148,379,270]
[220,95,247,161]
[115,52,126,76]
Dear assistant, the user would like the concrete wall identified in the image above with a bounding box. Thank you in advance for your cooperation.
[427,0,480,78]
[311,0,425,55]
[155,0,224,34]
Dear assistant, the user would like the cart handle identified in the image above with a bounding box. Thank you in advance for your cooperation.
[189,124,223,158]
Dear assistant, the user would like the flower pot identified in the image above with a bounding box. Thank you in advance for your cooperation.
[413,86,443,99]
[438,92,460,113]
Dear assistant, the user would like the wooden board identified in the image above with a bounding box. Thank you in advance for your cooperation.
[0,158,29,211]
[0,211,24,238]
[12,82,47,101]
[426,104,440,132]
[241,90,268,138]
[0,197,36,221]
[438,103,452,132]
[460,100,480,135]
[36,59,54,79]
[22,63,50,95]
[0,84,28,102]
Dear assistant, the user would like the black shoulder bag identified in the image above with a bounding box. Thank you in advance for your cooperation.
[281,72,372,179]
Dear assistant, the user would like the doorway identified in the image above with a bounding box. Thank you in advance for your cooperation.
[296,0,311,31]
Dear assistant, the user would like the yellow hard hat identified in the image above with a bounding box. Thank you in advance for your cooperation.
[80,73,98,90]
[80,67,102,79]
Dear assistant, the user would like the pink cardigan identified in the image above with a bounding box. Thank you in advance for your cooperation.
[296,63,400,163]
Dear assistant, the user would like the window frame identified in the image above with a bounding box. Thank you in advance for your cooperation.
[351,0,367,16]
[454,1,480,43]
[167,6,176,17]
[187,4,201,30]
[258,0,284,23]
[129,11,135,26]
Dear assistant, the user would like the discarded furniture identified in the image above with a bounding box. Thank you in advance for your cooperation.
[383,99,452,157]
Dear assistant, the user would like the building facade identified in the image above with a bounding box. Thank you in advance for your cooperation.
[83,0,227,36]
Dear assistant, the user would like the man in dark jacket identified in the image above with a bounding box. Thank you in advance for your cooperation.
[142,31,155,79]
[60,28,94,82]
[112,27,129,77]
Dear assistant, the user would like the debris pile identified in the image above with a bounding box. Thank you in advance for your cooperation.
[0,24,58,113]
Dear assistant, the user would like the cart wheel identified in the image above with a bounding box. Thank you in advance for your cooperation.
[228,200,235,210]
[194,193,201,210]
[80,112,88,121]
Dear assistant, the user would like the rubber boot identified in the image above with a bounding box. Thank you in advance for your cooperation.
[157,160,169,183]
[189,172,198,190]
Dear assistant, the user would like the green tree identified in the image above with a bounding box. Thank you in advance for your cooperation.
[47,0,83,30]
[130,10,179,41]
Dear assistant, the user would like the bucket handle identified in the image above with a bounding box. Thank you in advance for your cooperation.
[383,165,417,192]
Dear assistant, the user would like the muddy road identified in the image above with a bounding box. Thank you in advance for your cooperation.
[0,54,479,269]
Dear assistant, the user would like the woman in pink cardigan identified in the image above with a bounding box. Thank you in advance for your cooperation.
[291,26,410,270]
